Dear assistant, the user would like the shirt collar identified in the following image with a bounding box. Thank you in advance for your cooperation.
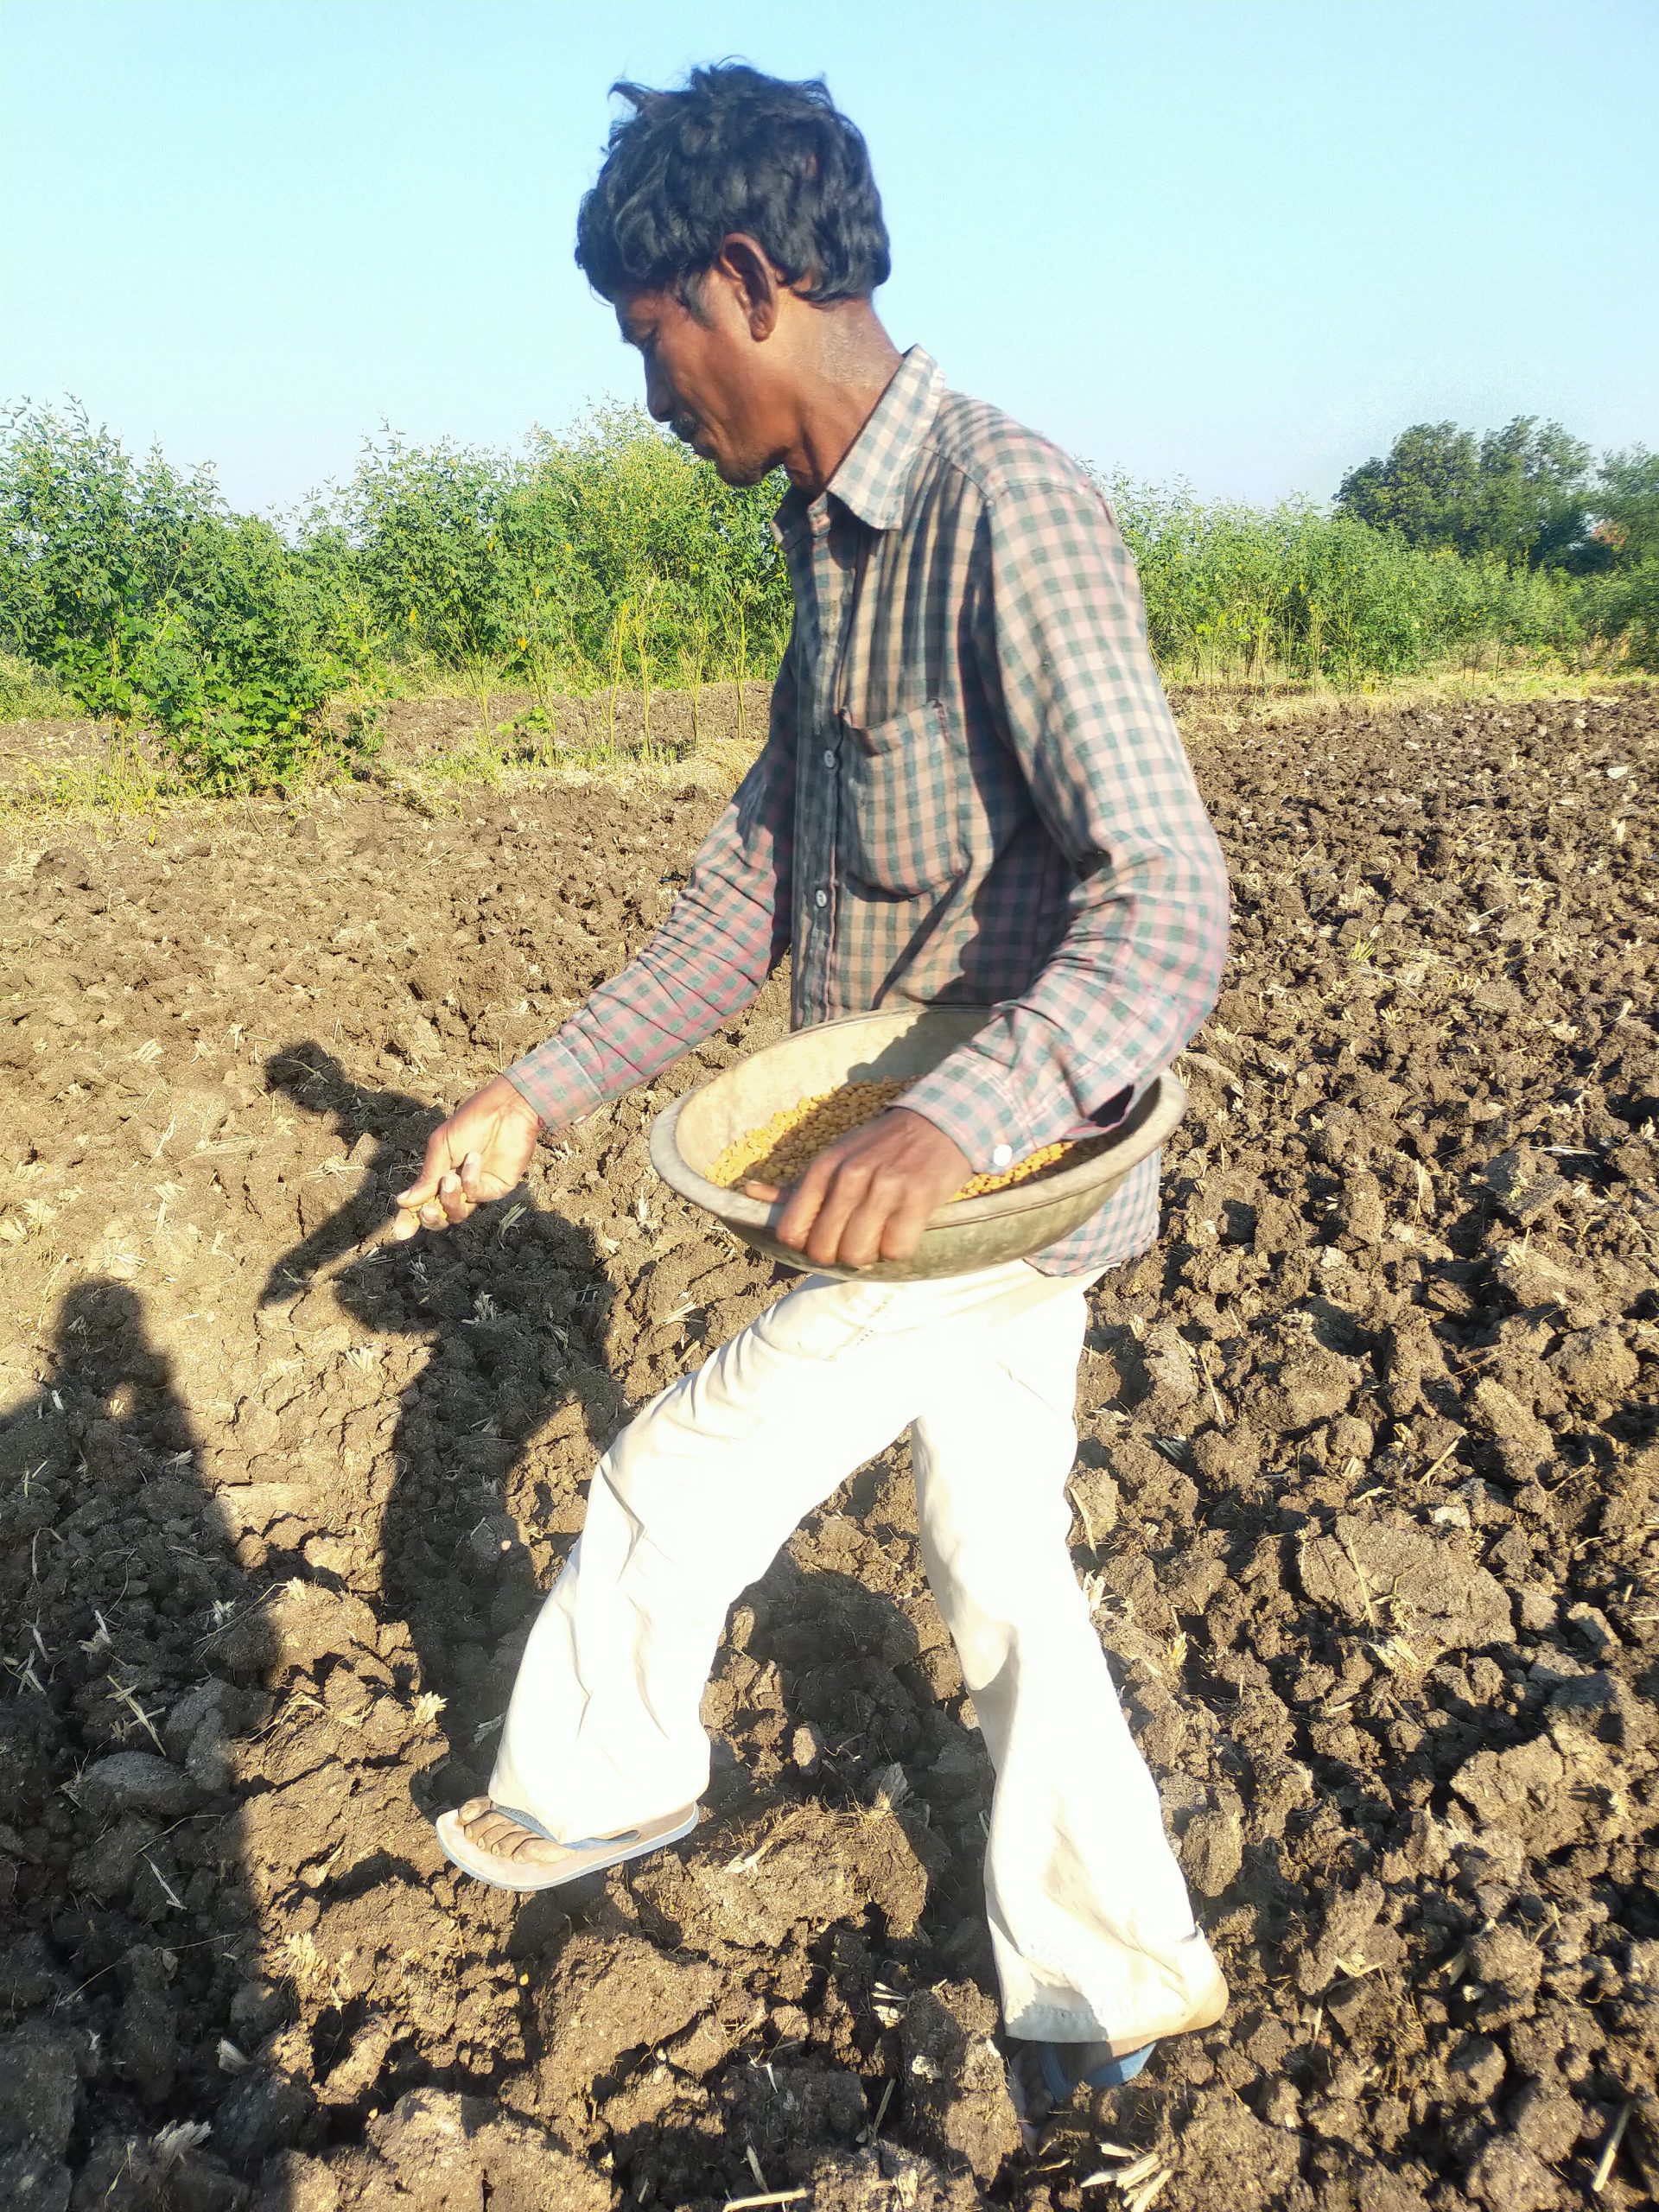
[773,346,943,542]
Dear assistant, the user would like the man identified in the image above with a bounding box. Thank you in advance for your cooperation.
[392,64,1230,2112]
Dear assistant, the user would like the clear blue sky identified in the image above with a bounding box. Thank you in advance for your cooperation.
[3,0,1655,517]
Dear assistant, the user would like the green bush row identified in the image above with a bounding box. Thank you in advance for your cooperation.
[3,399,1655,791]
[1107,482,1658,681]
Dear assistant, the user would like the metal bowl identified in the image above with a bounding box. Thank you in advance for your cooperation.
[648,1005,1187,1282]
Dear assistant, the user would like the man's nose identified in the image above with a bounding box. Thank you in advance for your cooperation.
[643,359,675,423]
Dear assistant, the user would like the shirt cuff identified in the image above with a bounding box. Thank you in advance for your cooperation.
[503,1032,606,1129]
[900,1051,1035,1177]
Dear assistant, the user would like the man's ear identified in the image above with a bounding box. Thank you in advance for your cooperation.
[711,233,785,341]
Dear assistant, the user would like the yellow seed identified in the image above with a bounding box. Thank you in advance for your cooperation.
[709,1079,912,1189]
[708,1080,1107,1202]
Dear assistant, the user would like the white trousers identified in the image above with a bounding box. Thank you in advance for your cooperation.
[491,1258,1221,2043]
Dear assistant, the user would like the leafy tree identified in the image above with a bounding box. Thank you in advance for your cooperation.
[1336,415,1593,567]
[1332,423,1481,551]
[1594,445,1659,564]
[0,400,353,785]
[1474,416,1594,567]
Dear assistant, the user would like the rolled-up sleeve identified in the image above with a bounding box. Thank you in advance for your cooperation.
[504,650,798,1126]
[901,474,1229,1170]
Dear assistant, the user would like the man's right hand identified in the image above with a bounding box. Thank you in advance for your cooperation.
[391,1075,544,1240]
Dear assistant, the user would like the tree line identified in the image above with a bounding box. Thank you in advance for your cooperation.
[1335,417,1656,572]
[1,398,1654,793]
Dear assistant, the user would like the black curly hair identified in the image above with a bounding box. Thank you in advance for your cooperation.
[575,63,891,308]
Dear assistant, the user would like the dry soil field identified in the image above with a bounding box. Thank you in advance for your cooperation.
[1,688,1656,2212]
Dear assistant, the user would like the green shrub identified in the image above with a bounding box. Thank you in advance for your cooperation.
[0,401,359,787]
[1104,480,1618,679]
[4,397,1655,800]
[0,650,73,718]
[314,406,791,710]
[1571,559,1659,669]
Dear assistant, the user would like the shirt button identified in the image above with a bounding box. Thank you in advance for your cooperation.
[991,1142,1014,1169]
[814,888,829,908]
[822,748,836,769]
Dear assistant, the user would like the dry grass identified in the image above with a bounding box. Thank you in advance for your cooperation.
[1169,664,1649,746]
[2,668,1649,834]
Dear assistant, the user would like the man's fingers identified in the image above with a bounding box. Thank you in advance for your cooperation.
[872,1154,940,1262]
[802,1158,877,1267]
[421,1124,459,1186]
[830,1187,891,1271]
[387,1178,453,1238]
[397,1122,460,1210]
[820,1163,912,1270]
[779,1148,860,1254]
[437,1173,474,1224]
[774,1150,840,1250]
[878,1182,931,1262]
[395,1147,500,1236]
[741,1179,784,1203]
[387,1172,471,1242]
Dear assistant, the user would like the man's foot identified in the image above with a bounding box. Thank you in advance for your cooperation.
[1007,2036,1156,2124]
[435,1796,698,1893]
[1007,1969,1229,2127]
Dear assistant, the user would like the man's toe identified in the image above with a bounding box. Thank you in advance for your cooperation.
[474,1813,529,1854]
[458,1804,563,1863]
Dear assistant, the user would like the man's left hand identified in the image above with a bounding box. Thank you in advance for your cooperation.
[744,1108,971,1269]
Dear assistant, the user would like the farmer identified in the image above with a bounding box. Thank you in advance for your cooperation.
[391,64,1230,2112]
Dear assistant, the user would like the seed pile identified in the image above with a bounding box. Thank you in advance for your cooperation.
[709,1078,913,1189]
[709,1077,1098,1198]
[957,1137,1085,1198]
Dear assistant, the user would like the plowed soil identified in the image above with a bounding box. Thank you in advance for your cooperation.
[2,688,1656,2212]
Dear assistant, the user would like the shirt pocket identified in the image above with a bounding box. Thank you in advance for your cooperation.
[839,700,968,898]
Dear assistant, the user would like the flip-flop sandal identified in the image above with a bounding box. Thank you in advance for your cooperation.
[1008,2037,1159,2142]
[435,1799,699,1893]
[1037,2038,1157,2101]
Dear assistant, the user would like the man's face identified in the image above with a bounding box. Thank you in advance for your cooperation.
[616,280,779,487]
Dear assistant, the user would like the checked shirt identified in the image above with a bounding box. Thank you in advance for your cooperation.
[505,346,1230,1275]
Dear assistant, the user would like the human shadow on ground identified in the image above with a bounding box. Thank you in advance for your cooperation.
[0,1278,276,2204]
[258,1041,618,1796]
[745,1550,999,1973]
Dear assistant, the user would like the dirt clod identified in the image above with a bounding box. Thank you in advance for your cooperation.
[0,2026,79,2159]
[900,1979,1023,2183]
[367,2088,614,2212]
[1297,1514,1512,1650]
